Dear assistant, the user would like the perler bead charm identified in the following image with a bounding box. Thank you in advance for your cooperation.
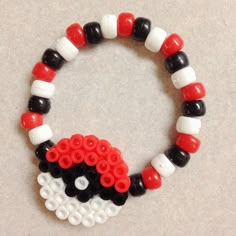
[21,13,206,228]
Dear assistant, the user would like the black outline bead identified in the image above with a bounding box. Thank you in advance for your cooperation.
[35,140,55,160]
[182,100,206,117]
[129,174,146,196]
[42,49,65,70]
[83,22,103,44]
[28,96,51,114]
[133,17,151,42]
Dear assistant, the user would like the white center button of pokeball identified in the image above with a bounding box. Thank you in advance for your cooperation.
[74,176,89,190]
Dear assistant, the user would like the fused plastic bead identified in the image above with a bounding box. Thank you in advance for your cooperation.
[29,124,53,145]
[31,80,55,99]
[181,82,206,101]
[101,14,117,39]
[55,37,79,61]
[176,116,201,135]
[20,112,43,129]
[141,166,162,190]
[28,96,51,114]
[165,51,189,74]
[45,197,59,211]
[83,22,103,44]
[96,140,112,156]
[96,160,110,174]
[54,191,69,205]
[56,206,70,220]
[145,27,167,53]
[106,148,122,166]
[113,163,128,179]
[37,172,52,186]
[171,67,196,89]
[35,140,55,161]
[100,173,115,188]
[49,178,65,193]
[94,210,108,224]
[104,202,122,217]
[117,12,135,37]
[74,176,89,190]
[133,17,151,42]
[32,62,56,82]
[112,192,128,206]
[165,145,191,167]
[40,185,54,199]
[90,196,106,211]
[99,187,114,200]
[81,214,95,228]
[56,138,70,154]
[84,152,98,166]
[58,154,73,169]
[182,100,206,117]
[50,163,63,178]
[77,190,92,203]
[69,134,84,149]
[65,198,80,212]
[161,33,184,56]
[66,23,86,48]
[39,160,50,172]
[83,135,99,151]
[176,134,200,153]
[42,49,65,70]
[68,211,82,225]
[46,147,60,162]
[71,149,84,164]
[129,174,146,196]
[114,177,131,193]
[151,154,176,177]
[65,184,78,197]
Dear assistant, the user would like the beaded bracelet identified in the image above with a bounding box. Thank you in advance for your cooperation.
[21,13,206,228]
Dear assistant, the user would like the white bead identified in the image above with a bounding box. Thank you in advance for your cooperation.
[90,196,106,211]
[56,36,79,61]
[104,202,122,217]
[31,80,55,98]
[28,124,53,145]
[94,210,108,224]
[40,185,54,199]
[49,178,65,193]
[54,191,69,205]
[101,14,117,39]
[56,205,70,220]
[74,176,89,190]
[45,197,59,211]
[37,172,52,186]
[176,116,201,135]
[82,214,95,228]
[78,203,92,216]
[171,66,196,89]
[151,154,176,177]
[68,211,82,225]
[65,199,80,213]
[145,27,167,52]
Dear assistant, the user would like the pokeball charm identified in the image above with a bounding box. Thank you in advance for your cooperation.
[36,134,130,227]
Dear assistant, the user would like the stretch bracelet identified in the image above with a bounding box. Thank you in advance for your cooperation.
[21,13,206,228]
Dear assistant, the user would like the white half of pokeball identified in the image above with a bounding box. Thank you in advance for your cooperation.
[37,172,123,227]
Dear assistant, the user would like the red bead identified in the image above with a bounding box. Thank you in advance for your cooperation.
[56,138,70,154]
[96,160,110,174]
[100,173,115,188]
[176,134,201,153]
[32,62,56,82]
[106,148,122,166]
[141,166,162,190]
[69,134,84,149]
[161,33,184,56]
[181,82,206,101]
[117,12,135,37]
[66,23,86,48]
[83,135,99,151]
[84,152,99,166]
[20,112,43,129]
[114,177,131,193]
[58,154,73,169]
[113,163,129,179]
[96,140,112,156]
[46,147,60,162]
[71,149,84,164]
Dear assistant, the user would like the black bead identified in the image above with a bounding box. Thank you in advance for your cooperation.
[88,182,101,196]
[28,96,51,114]
[133,17,151,42]
[62,170,75,184]
[129,174,146,196]
[182,100,206,117]
[112,192,128,206]
[42,49,65,70]
[72,163,88,177]
[39,160,50,172]
[99,187,115,200]
[165,51,189,74]
[35,140,54,160]
[86,168,100,182]
[83,22,103,44]
[65,184,78,197]
[77,190,91,203]
[165,145,190,167]
[49,163,63,178]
